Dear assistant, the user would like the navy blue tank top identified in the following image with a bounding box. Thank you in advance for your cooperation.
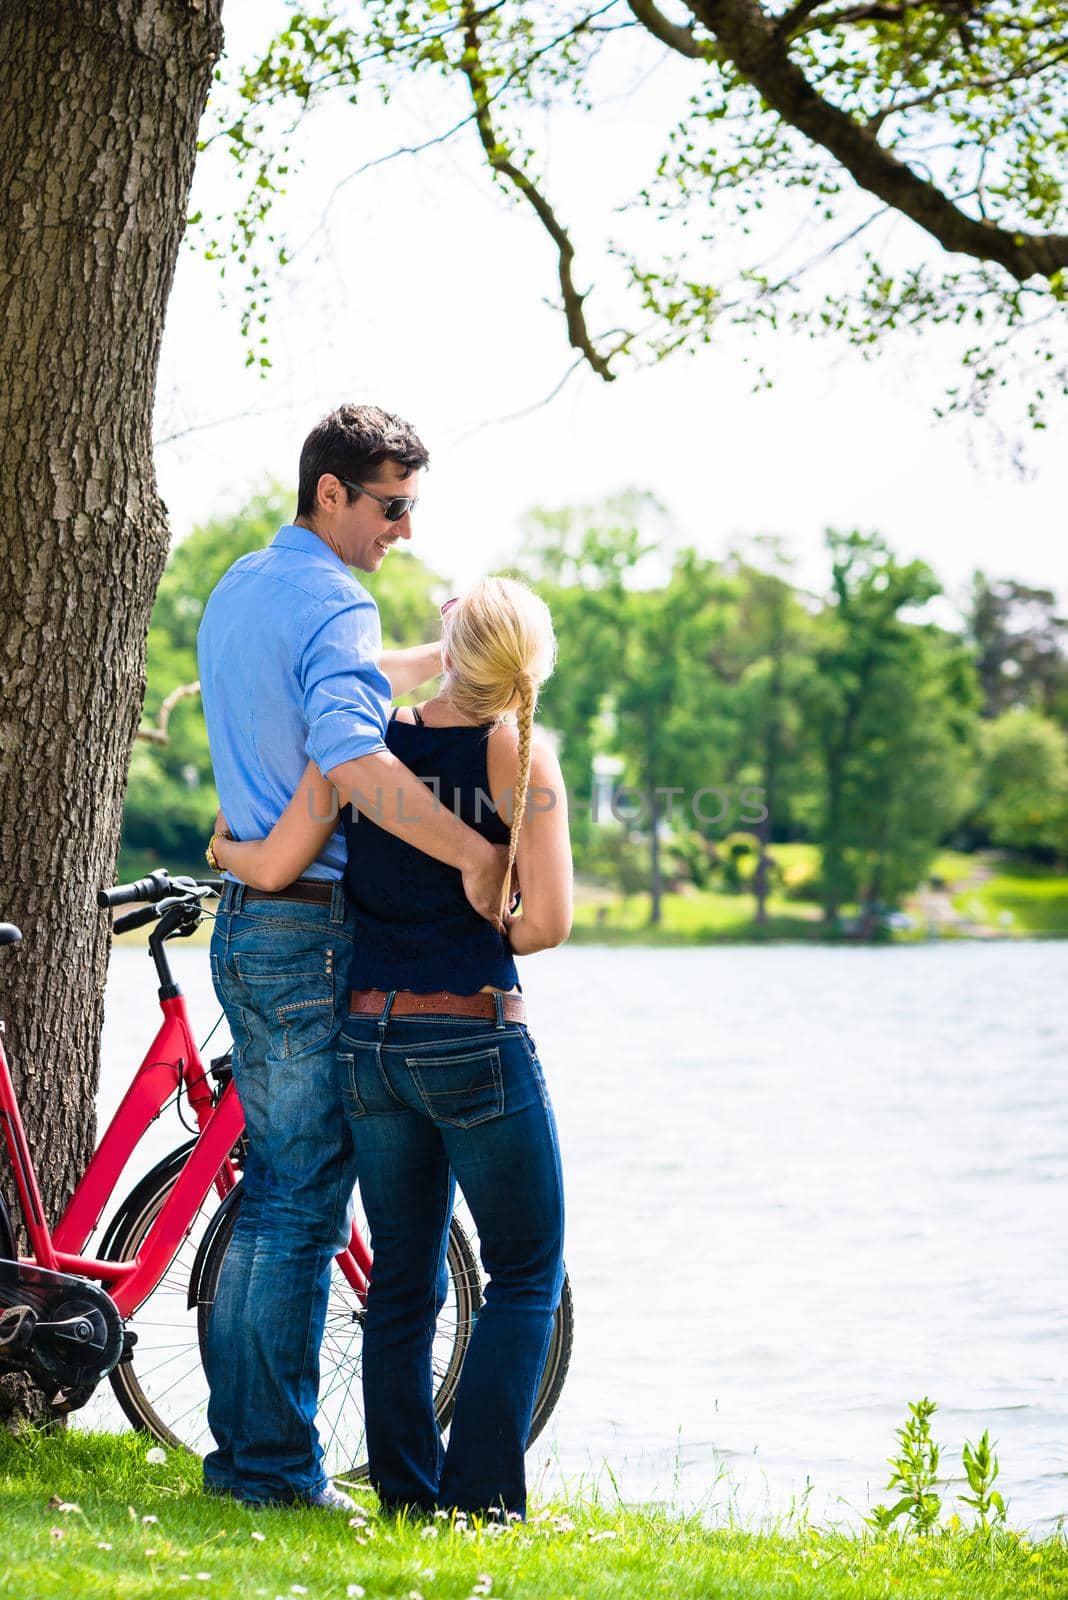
[341,711,519,995]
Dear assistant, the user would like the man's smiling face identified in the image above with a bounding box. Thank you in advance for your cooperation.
[318,459,419,572]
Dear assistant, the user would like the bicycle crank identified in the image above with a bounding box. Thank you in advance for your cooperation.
[0,1259,131,1413]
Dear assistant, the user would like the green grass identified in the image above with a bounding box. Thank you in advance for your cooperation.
[570,887,823,944]
[0,1431,1064,1600]
[952,863,1068,936]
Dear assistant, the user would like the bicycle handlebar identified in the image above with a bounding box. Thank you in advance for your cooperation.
[97,869,173,909]
[98,872,223,911]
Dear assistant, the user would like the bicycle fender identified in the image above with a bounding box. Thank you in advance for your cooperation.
[186,1181,242,1311]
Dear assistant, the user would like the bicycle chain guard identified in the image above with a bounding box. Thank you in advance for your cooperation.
[0,1259,128,1414]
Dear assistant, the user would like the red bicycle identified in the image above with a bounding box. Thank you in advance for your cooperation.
[0,870,572,1477]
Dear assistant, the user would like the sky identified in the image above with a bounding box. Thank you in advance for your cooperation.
[153,1,1068,614]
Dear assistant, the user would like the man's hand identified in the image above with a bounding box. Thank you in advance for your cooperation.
[461,837,511,933]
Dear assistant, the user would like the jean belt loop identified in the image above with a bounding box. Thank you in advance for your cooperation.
[330,880,345,924]
[231,881,245,914]
[378,989,396,1039]
[493,991,505,1031]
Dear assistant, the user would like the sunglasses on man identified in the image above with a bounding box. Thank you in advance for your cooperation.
[340,478,419,522]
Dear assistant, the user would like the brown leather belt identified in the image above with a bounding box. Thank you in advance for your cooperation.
[350,988,527,1024]
[243,880,333,906]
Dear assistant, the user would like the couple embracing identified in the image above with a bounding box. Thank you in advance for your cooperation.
[196,404,571,1519]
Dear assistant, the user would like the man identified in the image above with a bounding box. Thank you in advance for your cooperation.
[196,403,505,1509]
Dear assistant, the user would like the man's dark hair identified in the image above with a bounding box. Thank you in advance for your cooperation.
[297,403,429,517]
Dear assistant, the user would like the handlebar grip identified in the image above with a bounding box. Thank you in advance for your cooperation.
[97,869,171,909]
[112,904,160,935]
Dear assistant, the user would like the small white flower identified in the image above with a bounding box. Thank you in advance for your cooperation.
[348,1515,368,1528]
[291,1588,309,1596]
[197,1574,212,1582]
[251,1530,266,1542]
[409,1591,424,1599]
[421,1525,439,1540]
[146,1446,167,1466]
[347,1587,366,1599]
[97,1542,113,1551]
[434,1508,449,1519]
[141,1513,159,1525]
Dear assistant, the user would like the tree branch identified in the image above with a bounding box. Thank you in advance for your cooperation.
[687,0,1068,281]
[626,0,712,58]
[458,0,619,380]
[137,682,201,745]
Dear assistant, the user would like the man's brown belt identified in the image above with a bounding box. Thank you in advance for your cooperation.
[350,988,527,1024]
[242,881,333,905]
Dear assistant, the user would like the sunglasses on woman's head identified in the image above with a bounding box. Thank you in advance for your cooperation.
[339,478,419,522]
[440,596,459,619]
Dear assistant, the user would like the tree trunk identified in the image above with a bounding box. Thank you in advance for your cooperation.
[648,786,662,926]
[0,0,222,1422]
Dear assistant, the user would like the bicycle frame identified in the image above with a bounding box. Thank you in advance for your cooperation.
[0,987,373,1324]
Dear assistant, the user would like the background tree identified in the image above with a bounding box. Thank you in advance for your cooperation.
[804,531,979,927]
[975,709,1068,860]
[219,1,1068,422]
[0,1,223,1421]
[966,573,1068,721]
[714,545,818,923]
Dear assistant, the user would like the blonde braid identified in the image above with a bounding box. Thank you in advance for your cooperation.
[499,673,536,925]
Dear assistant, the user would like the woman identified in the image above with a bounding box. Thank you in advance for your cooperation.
[211,576,571,1520]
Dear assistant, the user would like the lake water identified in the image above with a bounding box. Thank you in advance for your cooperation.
[83,940,1068,1530]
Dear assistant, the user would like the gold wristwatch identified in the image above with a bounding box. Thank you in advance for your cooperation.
[206,831,230,871]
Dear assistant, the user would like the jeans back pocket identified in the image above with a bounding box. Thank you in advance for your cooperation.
[407,1048,504,1129]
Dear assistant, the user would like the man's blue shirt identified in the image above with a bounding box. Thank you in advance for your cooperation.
[197,524,391,879]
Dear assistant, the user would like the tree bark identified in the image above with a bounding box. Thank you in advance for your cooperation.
[0,0,223,1422]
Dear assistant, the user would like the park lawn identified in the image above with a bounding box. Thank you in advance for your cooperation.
[569,887,823,944]
[1,1431,1064,1600]
[952,863,1068,936]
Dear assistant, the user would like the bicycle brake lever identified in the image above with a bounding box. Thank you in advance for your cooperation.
[113,904,160,935]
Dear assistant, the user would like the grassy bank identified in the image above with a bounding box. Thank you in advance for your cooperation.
[570,850,1068,944]
[1,1432,1064,1600]
[951,861,1068,936]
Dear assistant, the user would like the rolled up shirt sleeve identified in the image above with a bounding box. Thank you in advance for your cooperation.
[300,589,391,774]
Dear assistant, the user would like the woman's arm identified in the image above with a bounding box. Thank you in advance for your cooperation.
[487,728,572,956]
[380,641,441,698]
[212,762,338,891]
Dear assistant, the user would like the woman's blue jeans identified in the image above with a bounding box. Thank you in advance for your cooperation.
[339,1005,565,1518]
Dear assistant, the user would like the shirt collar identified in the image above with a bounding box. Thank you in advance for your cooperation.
[271,523,352,577]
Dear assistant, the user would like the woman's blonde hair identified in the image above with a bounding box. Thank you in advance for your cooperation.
[442,577,556,923]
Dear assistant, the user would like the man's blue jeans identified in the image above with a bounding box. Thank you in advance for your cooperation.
[338,1005,565,1518]
[203,881,358,1503]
